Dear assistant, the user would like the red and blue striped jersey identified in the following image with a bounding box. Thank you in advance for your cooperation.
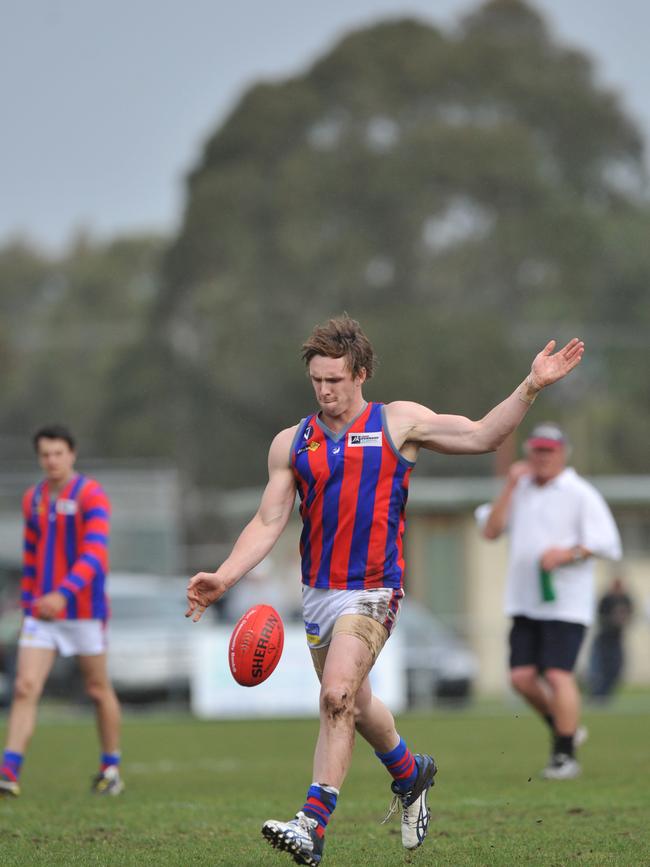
[22,474,111,620]
[290,402,414,590]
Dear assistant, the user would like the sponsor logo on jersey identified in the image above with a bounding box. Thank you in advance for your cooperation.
[297,441,321,455]
[56,499,79,515]
[303,425,313,440]
[348,431,383,448]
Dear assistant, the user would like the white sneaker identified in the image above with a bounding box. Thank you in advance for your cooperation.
[91,765,125,795]
[574,725,589,749]
[541,753,581,780]
[0,773,20,797]
[262,811,324,866]
[382,754,437,850]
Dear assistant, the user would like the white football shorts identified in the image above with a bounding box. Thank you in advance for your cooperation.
[301,585,404,651]
[18,615,107,657]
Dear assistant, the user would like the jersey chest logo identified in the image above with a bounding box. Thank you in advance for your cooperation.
[347,431,382,448]
[56,499,79,515]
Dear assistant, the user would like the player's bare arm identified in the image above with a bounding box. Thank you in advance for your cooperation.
[185,426,298,622]
[386,338,584,458]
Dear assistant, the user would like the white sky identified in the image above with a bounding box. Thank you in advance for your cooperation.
[2,0,648,252]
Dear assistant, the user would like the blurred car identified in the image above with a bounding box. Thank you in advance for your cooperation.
[0,561,21,705]
[0,605,21,706]
[0,601,88,703]
[399,599,478,706]
[0,573,196,705]
[2,574,476,708]
[106,573,196,702]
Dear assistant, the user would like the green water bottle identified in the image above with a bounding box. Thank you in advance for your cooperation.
[539,567,556,602]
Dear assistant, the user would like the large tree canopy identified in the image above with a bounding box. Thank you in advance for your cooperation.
[141,0,649,485]
[1,0,648,494]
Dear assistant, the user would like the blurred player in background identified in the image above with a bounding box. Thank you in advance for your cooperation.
[187,316,584,865]
[588,576,634,701]
[0,425,124,798]
[476,423,622,780]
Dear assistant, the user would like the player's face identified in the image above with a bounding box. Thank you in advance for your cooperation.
[37,438,76,486]
[525,445,566,483]
[308,355,366,421]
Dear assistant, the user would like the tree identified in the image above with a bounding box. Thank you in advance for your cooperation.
[0,234,166,458]
[2,2,648,486]
[131,0,648,487]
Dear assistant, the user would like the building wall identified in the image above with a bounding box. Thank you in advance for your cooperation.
[464,521,510,695]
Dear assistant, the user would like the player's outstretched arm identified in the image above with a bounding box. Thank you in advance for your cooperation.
[185,427,297,622]
[387,338,584,456]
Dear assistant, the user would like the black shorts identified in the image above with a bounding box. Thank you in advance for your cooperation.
[509,616,586,673]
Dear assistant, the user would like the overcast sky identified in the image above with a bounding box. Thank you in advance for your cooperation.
[2,0,648,252]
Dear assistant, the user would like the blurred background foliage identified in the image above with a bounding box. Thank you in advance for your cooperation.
[1,0,649,497]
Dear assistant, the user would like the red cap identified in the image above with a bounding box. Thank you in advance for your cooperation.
[526,423,567,450]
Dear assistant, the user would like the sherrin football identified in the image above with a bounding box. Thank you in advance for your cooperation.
[228,604,284,686]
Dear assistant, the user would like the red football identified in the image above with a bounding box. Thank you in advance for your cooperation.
[228,604,284,687]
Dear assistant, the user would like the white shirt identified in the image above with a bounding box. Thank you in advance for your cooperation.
[476,468,622,626]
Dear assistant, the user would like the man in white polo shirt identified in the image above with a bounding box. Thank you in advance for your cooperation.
[477,423,622,779]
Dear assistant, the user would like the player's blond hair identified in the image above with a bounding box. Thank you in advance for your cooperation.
[301,315,377,380]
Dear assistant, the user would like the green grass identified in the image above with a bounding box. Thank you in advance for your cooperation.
[1,698,649,865]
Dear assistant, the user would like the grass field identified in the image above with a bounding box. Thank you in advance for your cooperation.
[1,697,649,866]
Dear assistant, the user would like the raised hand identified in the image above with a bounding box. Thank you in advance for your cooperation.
[530,338,584,389]
[507,460,531,486]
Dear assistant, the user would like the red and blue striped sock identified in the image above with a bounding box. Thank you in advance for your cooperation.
[375,736,418,792]
[1,750,24,782]
[100,752,121,772]
[302,783,339,838]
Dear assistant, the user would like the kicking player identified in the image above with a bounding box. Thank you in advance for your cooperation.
[0,425,124,798]
[186,315,584,865]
